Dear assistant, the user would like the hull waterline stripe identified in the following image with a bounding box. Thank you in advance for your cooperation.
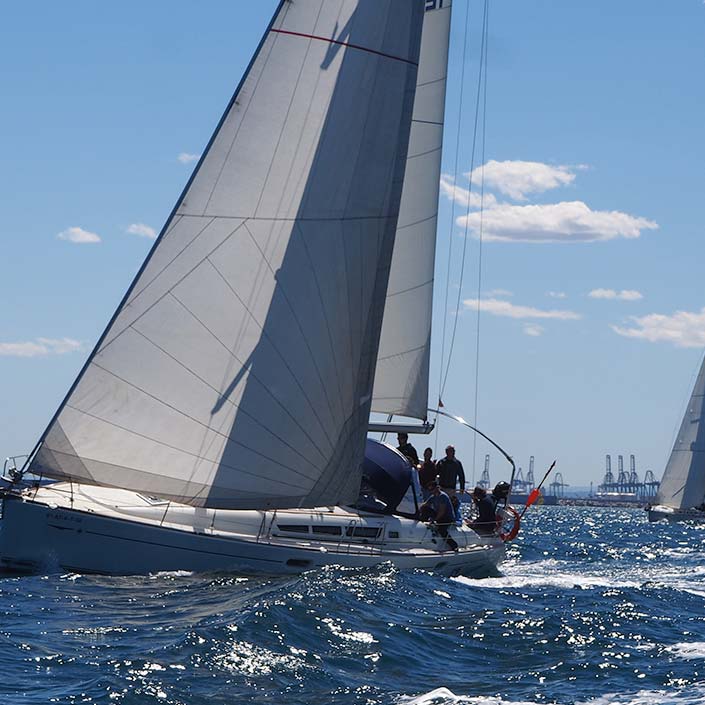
[270,29,419,66]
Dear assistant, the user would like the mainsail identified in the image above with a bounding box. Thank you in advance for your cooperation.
[656,354,705,510]
[29,0,425,509]
[372,0,451,420]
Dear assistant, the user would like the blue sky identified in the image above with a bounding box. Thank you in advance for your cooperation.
[1,1,704,489]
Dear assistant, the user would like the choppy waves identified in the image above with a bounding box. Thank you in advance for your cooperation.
[2,507,705,704]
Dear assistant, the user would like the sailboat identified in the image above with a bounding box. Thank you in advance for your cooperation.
[0,0,516,576]
[648,355,705,522]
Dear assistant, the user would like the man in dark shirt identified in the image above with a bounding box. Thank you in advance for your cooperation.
[418,447,437,499]
[468,486,497,536]
[436,445,465,496]
[418,481,458,550]
[397,433,419,466]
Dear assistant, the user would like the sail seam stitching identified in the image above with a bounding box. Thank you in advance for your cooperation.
[129,315,324,473]
[95,219,246,358]
[376,343,428,362]
[127,216,216,308]
[168,289,332,466]
[62,405,311,491]
[386,278,434,298]
[80,361,321,485]
[270,29,419,66]
[206,254,345,449]
[407,145,442,160]
[294,223,348,423]
[395,212,438,231]
[239,222,340,449]
[202,14,281,215]
[179,214,398,222]
[253,1,326,220]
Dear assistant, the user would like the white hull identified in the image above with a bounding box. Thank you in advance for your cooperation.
[647,504,705,523]
[0,484,504,577]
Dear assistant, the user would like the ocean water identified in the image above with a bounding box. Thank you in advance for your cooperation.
[2,506,705,704]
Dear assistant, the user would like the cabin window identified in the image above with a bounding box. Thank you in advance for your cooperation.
[312,526,342,535]
[277,524,309,534]
[346,526,382,539]
[388,531,399,539]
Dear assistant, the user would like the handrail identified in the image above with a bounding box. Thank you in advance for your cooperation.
[426,407,517,489]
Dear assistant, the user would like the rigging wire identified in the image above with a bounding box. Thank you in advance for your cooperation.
[435,0,473,456]
[437,0,491,472]
[471,0,490,485]
[439,0,490,401]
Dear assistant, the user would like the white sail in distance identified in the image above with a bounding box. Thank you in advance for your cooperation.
[372,0,452,420]
[656,354,705,510]
[29,0,425,509]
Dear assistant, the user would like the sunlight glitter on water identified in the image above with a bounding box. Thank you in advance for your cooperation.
[3,506,705,704]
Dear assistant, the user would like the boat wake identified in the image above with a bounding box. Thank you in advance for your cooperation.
[399,685,705,705]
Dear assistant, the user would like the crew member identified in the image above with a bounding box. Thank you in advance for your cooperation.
[418,447,436,499]
[419,480,459,551]
[437,445,465,496]
[397,432,419,466]
[467,486,497,536]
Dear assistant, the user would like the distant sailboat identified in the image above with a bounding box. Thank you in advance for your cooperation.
[0,0,517,575]
[649,355,705,522]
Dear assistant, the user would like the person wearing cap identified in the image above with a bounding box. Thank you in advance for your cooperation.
[467,486,497,536]
[396,432,419,467]
[436,445,465,496]
[418,480,459,550]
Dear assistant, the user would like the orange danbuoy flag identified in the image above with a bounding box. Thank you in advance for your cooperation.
[525,488,541,508]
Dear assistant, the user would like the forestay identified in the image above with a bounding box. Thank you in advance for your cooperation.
[656,354,705,510]
[29,0,424,509]
[371,0,452,420]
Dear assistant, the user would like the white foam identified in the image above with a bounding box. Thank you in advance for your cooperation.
[665,642,705,660]
[576,687,705,705]
[397,689,535,705]
[149,570,195,579]
[453,569,640,592]
[398,686,705,705]
[453,558,705,595]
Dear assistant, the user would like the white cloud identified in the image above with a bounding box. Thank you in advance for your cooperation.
[458,201,658,243]
[126,223,157,239]
[523,324,544,337]
[485,288,512,298]
[57,227,101,244]
[547,291,567,299]
[612,308,705,348]
[589,288,643,301]
[463,297,581,320]
[466,160,579,201]
[0,337,83,358]
[439,174,497,209]
[178,152,200,164]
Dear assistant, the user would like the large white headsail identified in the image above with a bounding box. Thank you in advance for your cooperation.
[656,354,705,510]
[29,0,425,509]
[371,0,452,420]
